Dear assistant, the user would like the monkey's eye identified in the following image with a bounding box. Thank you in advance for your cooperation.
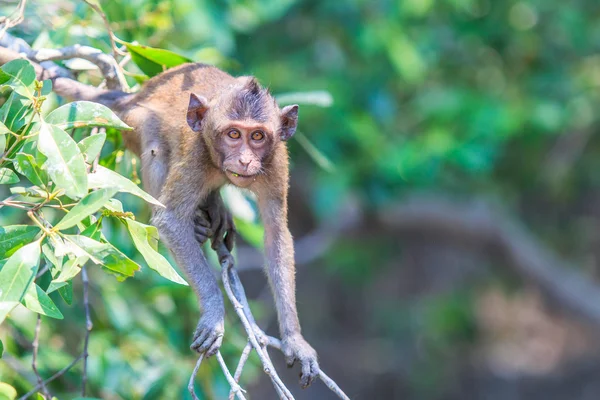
[227,129,241,139]
[251,131,264,141]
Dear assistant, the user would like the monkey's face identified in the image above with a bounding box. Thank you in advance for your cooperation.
[215,122,274,188]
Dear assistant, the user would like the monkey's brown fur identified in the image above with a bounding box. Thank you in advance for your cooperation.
[92,63,319,387]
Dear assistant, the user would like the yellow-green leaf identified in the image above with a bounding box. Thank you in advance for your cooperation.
[55,188,118,230]
[125,219,187,285]
[22,283,64,319]
[0,241,40,303]
[37,122,88,198]
[0,225,40,259]
[0,168,19,184]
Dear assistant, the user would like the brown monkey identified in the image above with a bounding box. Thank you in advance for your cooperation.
[63,63,319,387]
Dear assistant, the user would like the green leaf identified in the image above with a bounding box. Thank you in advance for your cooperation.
[88,165,163,207]
[46,280,68,294]
[0,339,3,358]
[0,59,36,99]
[22,283,64,319]
[58,281,73,305]
[80,221,103,241]
[0,241,40,303]
[62,235,139,280]
[42,242,63,276]
[275,91,334,107]
[125,219,187,285]
[13,153,48,187]
[0,301,19,325]
[104,198,124,213]
[37,122,88,198]
[0,225,40,259]
[0,168,19,184]
[78,132,106,162]
[55,188,117,230]
[48,256,84,285]
[0,382,17,400]
[0,91,33,132]
[0,133,5,153]
[123,42,192,77]
[46,101,132,131]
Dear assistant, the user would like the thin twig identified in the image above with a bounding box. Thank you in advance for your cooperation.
[82,0,126,58]
[267,337,350,400]
[229,342,252,400]
[187,354,204,400]
[31,315,51,399]
[0,0,27,40]
[216,351,247,400]
[218,248,294,399]
[18,354,83,400]
[81,267,93,396]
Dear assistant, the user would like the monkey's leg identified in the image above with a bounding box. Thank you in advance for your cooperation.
[258,196,320,388]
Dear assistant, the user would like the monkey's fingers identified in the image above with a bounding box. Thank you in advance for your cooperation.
[191,329,209,351]
[299,359,319,389]
[195,331,224,356]
[194,225,213,244]
[206,334,224,357]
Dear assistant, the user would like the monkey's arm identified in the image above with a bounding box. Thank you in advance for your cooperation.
[152,183,225,356]
[259,195,320,388]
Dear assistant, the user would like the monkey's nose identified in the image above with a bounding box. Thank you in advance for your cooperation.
[239,159,250,169]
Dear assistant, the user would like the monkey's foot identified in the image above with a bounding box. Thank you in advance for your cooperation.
[190,316,225,357]
[281,334,320,388]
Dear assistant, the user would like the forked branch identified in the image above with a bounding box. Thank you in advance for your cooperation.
[187,243,350,400]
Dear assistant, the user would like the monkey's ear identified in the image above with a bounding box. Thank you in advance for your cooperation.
[187,93,209,132]
[280,104,299,141]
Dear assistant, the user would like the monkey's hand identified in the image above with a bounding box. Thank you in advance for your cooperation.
[195,192,236,251]
[190,313,225,357]
[282,334,320,388]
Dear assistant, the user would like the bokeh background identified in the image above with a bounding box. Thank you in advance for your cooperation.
[4,0,600,399]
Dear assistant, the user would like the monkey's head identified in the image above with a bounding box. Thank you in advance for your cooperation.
[186,77,298,188]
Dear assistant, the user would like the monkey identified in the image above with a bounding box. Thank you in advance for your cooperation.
[49,62,320,388]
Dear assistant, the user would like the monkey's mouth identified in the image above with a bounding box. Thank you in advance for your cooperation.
[226,170,257,181]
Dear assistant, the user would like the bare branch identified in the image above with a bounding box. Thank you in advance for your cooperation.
[187,354,204,400]
[18,354,83,400]
[0,30,126,90]
[229,342,252,400]
[82,0,126,58]
[216,352,247,400]
[379,197,600,329]
[31,45,127,90]
[267,337,350,400]
[0,0,27,39]
[81,266,93,396]
[31,315,51,399]
[188,243,352,399]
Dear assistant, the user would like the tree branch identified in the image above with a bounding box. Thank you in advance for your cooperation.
[378,197,600,329]
[31,315,51,399]
[188,243,351,400]
[81,266,93,396]
[0,31,126,90]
